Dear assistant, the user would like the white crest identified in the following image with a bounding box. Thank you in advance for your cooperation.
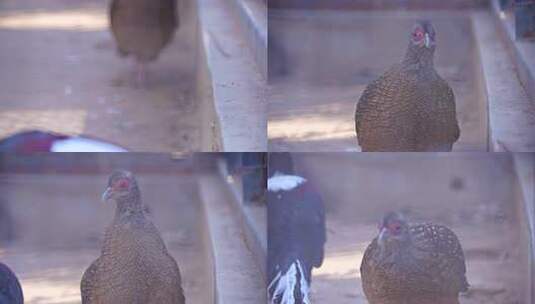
[268,174,307,192]
[268,260,310,304]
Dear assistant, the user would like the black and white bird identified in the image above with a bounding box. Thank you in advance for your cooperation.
[0,131,127,153]
[267,153,326,304]
[0,262,23,304]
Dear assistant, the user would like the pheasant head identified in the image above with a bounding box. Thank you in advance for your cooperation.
[404,20,437,67]
[102,170,143,217]
[377,212,411,255]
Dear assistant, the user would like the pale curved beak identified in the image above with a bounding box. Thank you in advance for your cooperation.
[101,187,111,202]
[424,33,431,48]
[378,227,388,245]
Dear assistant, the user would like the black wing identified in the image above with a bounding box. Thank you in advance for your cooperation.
[301,186,326,269]
[0,263,23,304]
[267,182,326,283]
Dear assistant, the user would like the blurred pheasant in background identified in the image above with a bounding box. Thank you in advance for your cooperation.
[361,212,468,304]
[267,153,326,304]
[0,130,127,152]
[110,0,178,86]
[81,170,185,304]
[355,21,460,151]
[0,262,23,304]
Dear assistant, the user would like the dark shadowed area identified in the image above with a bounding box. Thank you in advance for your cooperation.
[289,153,531,304]
[0,155,210,304]
[268,10,488,152]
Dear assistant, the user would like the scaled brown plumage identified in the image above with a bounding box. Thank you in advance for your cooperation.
[81,171,185,304]
[110,0,177,62]
[110,0,178,85]
[360,212,468,304]
[355,21,460,151]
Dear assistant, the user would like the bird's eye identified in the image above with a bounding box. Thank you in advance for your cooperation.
[388,223,402,233]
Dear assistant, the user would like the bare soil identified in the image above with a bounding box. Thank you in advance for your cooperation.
[0,0,200,152]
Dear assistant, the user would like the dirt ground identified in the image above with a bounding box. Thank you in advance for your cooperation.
[0,0,200,151]
[268,10,487,152]
[292,153,531,304]
[0,172,210,304]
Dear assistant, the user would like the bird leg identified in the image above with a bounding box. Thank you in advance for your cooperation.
[135,61,147,88]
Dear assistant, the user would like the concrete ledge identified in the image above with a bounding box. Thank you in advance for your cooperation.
[197,173,265,304]
[195,24,223,152]
[229,0,267,78]
[216,158,267,278]
[268,0,488,10]
[197,183,217,304]
[491,0,535,103]
[472,12,535,151]
[0,154,193,174]
[196,0,267,152]
[512,154,534,303]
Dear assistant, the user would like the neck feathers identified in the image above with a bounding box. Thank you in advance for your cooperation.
[114,189,144,219]
[377,234,412,262]
[403,44,435,70]
[268,174,307,192]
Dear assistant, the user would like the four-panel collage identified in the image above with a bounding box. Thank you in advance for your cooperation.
[0,0,534,303]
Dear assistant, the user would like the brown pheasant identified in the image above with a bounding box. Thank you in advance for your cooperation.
[360,212,468,304]
[355,21,460,151]
[110,0,178,86]
[81,170,185,304]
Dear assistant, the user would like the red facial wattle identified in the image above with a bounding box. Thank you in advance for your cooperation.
[413,30,425,41]
[114,178,130,190]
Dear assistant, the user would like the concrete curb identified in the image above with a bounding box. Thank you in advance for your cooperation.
[229,0,268,78]
[195,0,267,152]
[491,0,535,104]
[472,11,535,151]
[197,172,266,304]
[268,0,488,10]
[215,158,267,279]
[197,181,217,304]
[512,154,534,303]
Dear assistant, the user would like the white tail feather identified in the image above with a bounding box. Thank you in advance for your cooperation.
[268,260,310,304]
